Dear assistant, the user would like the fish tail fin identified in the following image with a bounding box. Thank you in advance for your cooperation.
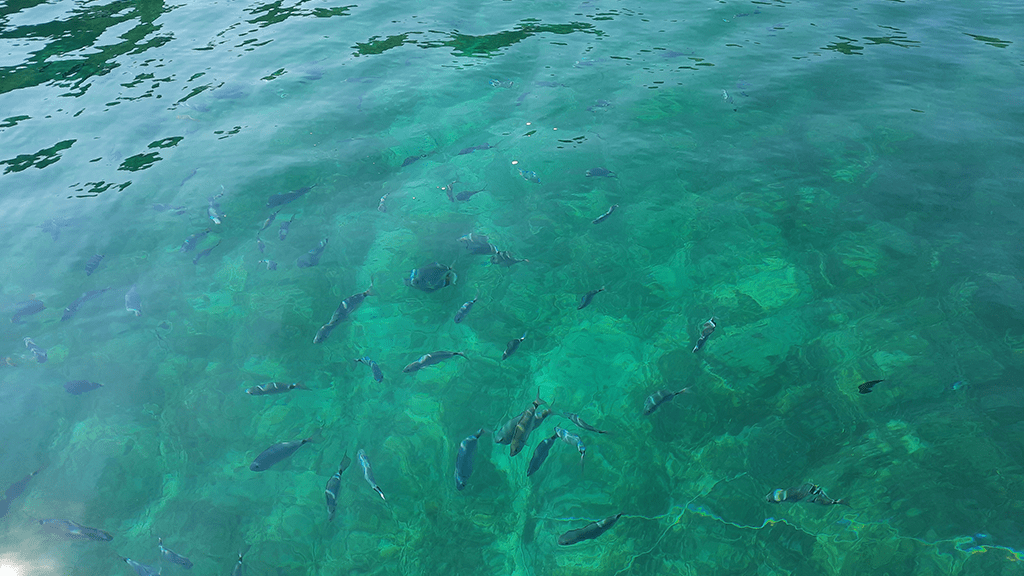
[294,382,310,391]
[304,428,324,443]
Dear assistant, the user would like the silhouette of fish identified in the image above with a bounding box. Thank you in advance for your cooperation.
[405,262,457,292]
[84,254,104,276]
[858,379,884,394]
[458,233,497,255]
[297,238,329,268]
[585,167,616,178]
[64,380,102,395]
[267,185,314,209]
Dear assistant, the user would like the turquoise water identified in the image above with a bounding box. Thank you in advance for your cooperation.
[2,0,1023,573]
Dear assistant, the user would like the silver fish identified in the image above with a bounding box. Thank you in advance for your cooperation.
[250,431,318,471]
[457,233,497,255]
[232,546,250,576]
[402,350,466,372]
[377,192,389,213]
[592,204,618,224]
[643,388,689,416]
[454,428,485,491]
[554,425,586,472]
[38,519,112,541]
[125,284,142,316]
[765,483,849,506]
[325,454,352,521]
[509,390,545,457]
[158,537,194,569]
[296,237,329,268]
[502,332,527,360]
[565,412,608,434]
[259,210,280,233]
[490,251,528,267]
[557,513,623,545]
[692,317,716,352]
[313,284,374,344]
[355,357,384,382]
[578,287,604,310]
[357,449,385,500]
[245,382,306,396]
[453,293,478,324]
[23,337,46,363]
[121,556,160,576]
[526,433,558,477]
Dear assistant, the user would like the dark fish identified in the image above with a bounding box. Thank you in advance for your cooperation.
[643,387,689,415]
[402,154,423,167]
[557,513,623,546]
[250,431,319,471]
[454,428,485,491]
[64,380,102,395]
[267,185,314,209]
[555,426,587,472]
[377,193,389,213]
[692,317,716,352]
[125,284,142,316]
[502,332,527,361]
[453,293,478,324]
[158,537,194,569]
[312,323,337,345]
[278,215,294,241]
[259,210,280,234]
[245,382,306,396]
[84,254,104,276]
[565,412,608,434]
[258,259,278,270]
[490,251,528,267]
[0,467,43,518]
[578,287,604,310]
[517,168,540,183]
[121,556,160,576]
[180,228,211,252]
[38,519,113,541]
[11,300,45,324]
[592,204,619,224]
[403,351,466,373]
[585,167,616,178]
[527,433,558,477]
[313,284,374,344]
[457,143,492,155]
[24,337,47,363]
[179,168,198,187]
[192,240,221,265]
[325,454,352,521]
[297,237,329,268]
[355,357,384,382]
[858,379,884,394]
[232,546,250,576]
[458,233,497,255]
[61,288,110,322]
[405,262,457,292]
[357,449,385,500]
[765,483,849,507]
[455,188,485,201]
[510,390,546,457]
[493,411,524,445]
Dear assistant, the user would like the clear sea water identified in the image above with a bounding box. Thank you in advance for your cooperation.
[1,0,1023,574]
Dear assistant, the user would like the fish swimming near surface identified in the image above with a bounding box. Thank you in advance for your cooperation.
[0,467,44,518]
[232,546,250,576]
[454,428,486,491]
[495,408,551,445]
[245,382,306,396]
[250,431,319,471]
[458,233,497,255]
[564,412,608,434]
[297,237,329,268]
[527,433,558,477]
[325,454,352,521]
[64,380,103,395]
[453,293,478,324]
[180,228,211,252]
[858,379,884,394]
[490,251,528,267]
[402,154,425,167]
[259,210,280,234]
[256,237,266,253]
[405,262,457,292]
[258,259,278,271]
[458,143,492,155]
[442,180,456,202]
[38,519,113,541]
[692,317,716,352]
[192,240,221,265]
[125,284,142,316]
[84,254,104,276]
[592,204,619,224]
[510,390,546,457]
[377,193,390,213]
[643,388,689,416]
[578,287,604,310]
[765,483,849,507]
[585,167,616,178]
[502,332,527,360]
[554,426,587,472]
[517,168,540,183]
[355,357,384,382]
[61,288,110,322]
[455,188,486,201]
[10,300,45,324]
[279,215,294,241]
[402,351,466,373]
[158,537,194,569]
[121,556,160,576]
[357,449,386,500]
[313,283,374,344]
[267,185,314,209]
[24,337,47,363]
[557,513,623,545]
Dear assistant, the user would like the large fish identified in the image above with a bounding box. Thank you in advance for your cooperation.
[405,262,457,292]
[267,185,314,209]
[64,380,103,395]
[557,513,623,545]
[38,519,113,541]
[245,382,306,396]
[10,300,45,324]
[509,390,546,456]
[357,449,386,500]
[457,233,497,255]
[313,283,374,344]
[495,408,552,445]
[642,388,689,416]
[0,467,44,518]
[325,454,352,521]
[158,537,194,569]
[249,431,319,471]
[454,429,486,491]
[402,351,466,373]
[526,433,558,477]
[297,238,329,268]
[125,284,142,317]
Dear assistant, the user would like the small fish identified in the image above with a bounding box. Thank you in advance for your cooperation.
[509,390,546,457]
[23,337,47,363]
[554,426,586,472]
[193,240,221,265]
[267,185,314,209]
[858,379,884,394]
[950,380,967,391]
[61,288,110,322]
[585,167,616,178]
[592,204,619,224]
[692,317,716,352]
[405,262,457,292]
[158,537,194,569]
[454,428,485,491]
[259,210,280,233]
[125,284,142,316]
[402,154,423,167]
[64,380,102,395]
[250,431,319,471]
[557,513,623,546]
[245,382,306,396]
[297,237,329,268]
[0,467,44,519]
[232,546,249,576]
[256,237,266,253]
[39,217,72,241]
[355,357,384,382]
[325,454,352,521]
[84,254,104,276]
[122,556,160,576]
[453,293,478,324]
[443,180,456,202]
[490,251,528,267]
[765,483,848,507]
[377,192,389,213]
[38,519,113,541]
[502,332,527,361]
[357,449,386,500]
[457,233,498,255]
[517,168,540,183]
[152,203,187,214]
[208,204,222,225]
[458,143,492,155]
[643,387,689,416]
[179,228,211,252]
[455,188,485,201]
[578,287,604,310]
[526,433,558,477]
[565,412,608,434]
[179,168,198,187]
[402,351,466,373]
[10,300,45,324]
[258,259,278,271]
[279,215,294,241]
